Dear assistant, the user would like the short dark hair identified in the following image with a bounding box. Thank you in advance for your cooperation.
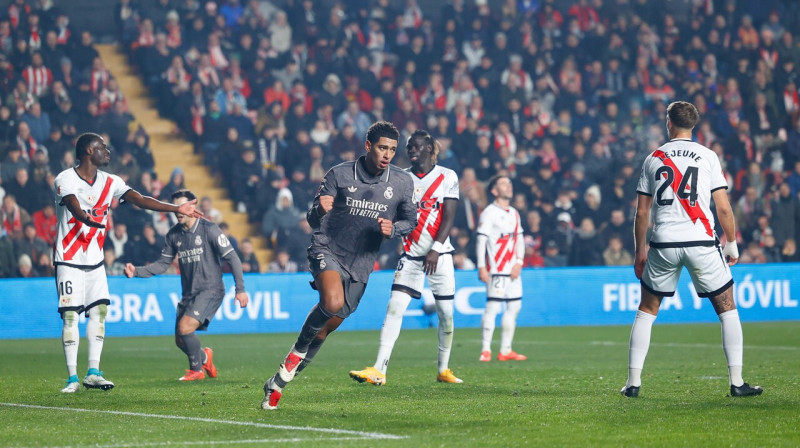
[365,121,399,145]
[170,189,197,202]
[666,101,699,130]
[75,132,102,159]
[486,174,509,199]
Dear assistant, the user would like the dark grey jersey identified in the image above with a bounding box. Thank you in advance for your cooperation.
[307,156,416,282]
[134,219,245,297]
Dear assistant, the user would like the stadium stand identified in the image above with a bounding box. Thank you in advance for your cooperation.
[1,0,800,277]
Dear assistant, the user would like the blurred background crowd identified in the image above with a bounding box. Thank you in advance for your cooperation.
[2,0,800,277]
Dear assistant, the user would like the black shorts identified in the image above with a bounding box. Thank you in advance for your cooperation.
[308,248,367,319]
[176,289,224,331]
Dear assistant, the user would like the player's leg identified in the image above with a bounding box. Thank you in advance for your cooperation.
[498,299,526,361]
[57,266,82,392]
[688,246,761,396]
[297,316,344,375]
[295,270,345,354]
[622,247,679,397]
[83,302,114,390]
[428,254,461,382]
[175,313,205,381]
[375,290,413,372]
[480,300,503,361]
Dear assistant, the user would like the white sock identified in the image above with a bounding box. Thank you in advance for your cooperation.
[374,291,412,374]
[718,309,744,387]
[62,311,79,377]
[481,301,502,352]
[500,300,521,355]
[436,299,454,373]
[86,305,107,372]
[627,310,657,388]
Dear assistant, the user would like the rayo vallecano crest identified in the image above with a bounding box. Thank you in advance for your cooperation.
[384,186,393,199]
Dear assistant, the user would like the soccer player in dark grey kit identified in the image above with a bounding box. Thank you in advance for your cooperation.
[124,189,249,381]
[262,121,416,410]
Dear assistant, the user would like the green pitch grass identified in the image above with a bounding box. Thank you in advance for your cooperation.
[1,323,798,447]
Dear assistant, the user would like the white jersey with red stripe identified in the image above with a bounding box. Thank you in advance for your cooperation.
[54,168,131,267]
[402,165,459,257]
[476,202,524,275]
[636,138,727,245]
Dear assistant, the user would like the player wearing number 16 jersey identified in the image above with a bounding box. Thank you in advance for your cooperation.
[53,133,203,394]
[621,101,762,398]
[476,174,527,362]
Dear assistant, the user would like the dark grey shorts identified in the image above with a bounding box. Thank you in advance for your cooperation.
[176,289,224,331]
[308,248,367,319]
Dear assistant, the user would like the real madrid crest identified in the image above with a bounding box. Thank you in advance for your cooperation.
[384,186,393,199]
[195,235,202,246]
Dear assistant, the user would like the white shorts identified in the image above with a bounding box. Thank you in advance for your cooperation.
[487,275,522,301]
[56,265,111,315]
[392,253,455,299]
[641,244,733,297]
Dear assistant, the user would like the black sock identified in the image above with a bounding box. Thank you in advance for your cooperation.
[179,332,203,371]
[296,337,326,374]
[294,304,334,353]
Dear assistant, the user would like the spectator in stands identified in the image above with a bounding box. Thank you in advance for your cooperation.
[543,240,567,267]
[16,253,37,278]
[35,251,54,277]
[32,203,56,245]
[603,234,633,266]
[14,221,48,262]
[1,194,30,239]
[103,246,127,277]
[124,223,164,266]
[237,237,260,273]
[267,248,298,273]
[160,168,186,202]
[0,227,15,277]
[199,197,222,224]
[770,183,798,247]
[276,216,311,270]
[107,221,128,260]
[261,187,302,247]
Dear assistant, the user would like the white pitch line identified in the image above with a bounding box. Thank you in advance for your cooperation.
[0,403,406,440]
[34,436,386,448]
[588,340,800,351]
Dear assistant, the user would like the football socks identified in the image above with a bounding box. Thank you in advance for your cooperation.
[86,305,107,371]
[719,309,744,387]
[436,299,454,373]
[499,300,521,355]
[626,310,656,388]
[179,331,204,371]
[62,311,79,377]
[481,301,502,353]
[375,291,412,374]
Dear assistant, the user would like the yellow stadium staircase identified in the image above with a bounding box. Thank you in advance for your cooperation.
[95,44,272,271]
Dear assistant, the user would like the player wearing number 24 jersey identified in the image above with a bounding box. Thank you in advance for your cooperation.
[53,133,204,394]
[622,101,761,399]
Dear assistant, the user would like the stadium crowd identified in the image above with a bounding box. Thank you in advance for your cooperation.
[2,0,800,277]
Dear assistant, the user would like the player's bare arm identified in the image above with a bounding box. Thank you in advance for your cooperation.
[712,188,738,266]
[424,197,458,275]
[633,193,653,280]
[62,194,105,228]
[123,190,204,218]
[476,233,490,283]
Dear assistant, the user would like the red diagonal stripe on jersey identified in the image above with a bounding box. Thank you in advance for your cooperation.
[653,150,713,237]
[496,218,519,272]
[63,177,114,260]
[403,174,445,252]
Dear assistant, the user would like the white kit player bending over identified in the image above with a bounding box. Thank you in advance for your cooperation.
[622,101,762,398]
[54,133,203,393]
[476,175,527,362]
[349,129,462,385]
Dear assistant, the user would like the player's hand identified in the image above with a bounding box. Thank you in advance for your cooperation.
[82,215,106,229]
[124,263,136,278]
[424,250,440,275]
[510,263,522,280]
[177,199,204,218]
[723,241,739,267]
[634,249,648,280]
[319,195,334,214]
[235,291,249,308]
[377,217,393,237]
[478,267,490,284]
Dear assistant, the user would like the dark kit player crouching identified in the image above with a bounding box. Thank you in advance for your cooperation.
[125,189,249,381]
[262,121,416,410]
